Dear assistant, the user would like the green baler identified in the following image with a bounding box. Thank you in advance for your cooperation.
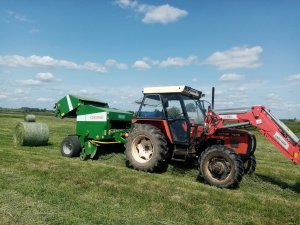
[55,95,133,160]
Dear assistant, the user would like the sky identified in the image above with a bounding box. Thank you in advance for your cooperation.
[0,0,300,119]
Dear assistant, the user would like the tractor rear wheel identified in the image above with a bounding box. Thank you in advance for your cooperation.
[61,135,82,157]
[198,145,244,189]
[125,124,168,172]
[243,155,256,175]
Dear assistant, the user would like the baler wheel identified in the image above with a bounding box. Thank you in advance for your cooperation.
[60,135,82,157]
[243,155,256,175]
[198,145,244,189]
[125,124,168,172]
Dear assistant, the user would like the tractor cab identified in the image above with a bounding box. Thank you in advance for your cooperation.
[132,86,207,160]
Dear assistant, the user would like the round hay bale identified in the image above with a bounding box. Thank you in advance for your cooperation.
[24,114,36,122]
[14,122,49,146]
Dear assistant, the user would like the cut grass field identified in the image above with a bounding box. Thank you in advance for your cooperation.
[0,111,299,225]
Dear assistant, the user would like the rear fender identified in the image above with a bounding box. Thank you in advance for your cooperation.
[131,118,173,144]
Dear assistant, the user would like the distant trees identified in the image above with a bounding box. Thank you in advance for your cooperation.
[21,107,47,112]
[0,107,53,113]
[186,103,196,112]
[167,106,181,119]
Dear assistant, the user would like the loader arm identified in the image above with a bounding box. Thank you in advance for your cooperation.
[205,106,300,164]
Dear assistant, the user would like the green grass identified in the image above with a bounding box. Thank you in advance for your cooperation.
[0,111,299,225]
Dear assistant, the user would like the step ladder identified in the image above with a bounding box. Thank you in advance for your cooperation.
[171,148,189,162]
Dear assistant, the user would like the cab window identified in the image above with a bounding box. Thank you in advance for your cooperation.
[138,94,164,118]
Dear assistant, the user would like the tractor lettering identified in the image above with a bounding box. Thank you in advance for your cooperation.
[218,133,229,136]
[219,114,238,120]
[273,132,289,150]
[256,119,263,125]
[77,112,107,122]
[90,116,104,120]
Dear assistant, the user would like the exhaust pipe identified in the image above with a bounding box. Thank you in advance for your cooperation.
[212,87,215,110]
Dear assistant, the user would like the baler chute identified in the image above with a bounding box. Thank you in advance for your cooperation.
[55,95,134,160]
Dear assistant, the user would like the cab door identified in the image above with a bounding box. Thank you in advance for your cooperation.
[164,94,190,145]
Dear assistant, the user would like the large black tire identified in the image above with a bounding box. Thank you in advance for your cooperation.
[243,155,256,175]
[125,124,168,172]
[198,145,244,189]
[60,135,82,157]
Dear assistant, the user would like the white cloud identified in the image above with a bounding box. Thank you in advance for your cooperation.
[81,62,107,73]
[36,72,57,82]
[16,79,42,86]
[30,28,40,33]
[105,59,128,70]
[0,94,8,100]
[36,97,54,103]
[132,55,197,70]
[115,0,187,24]
[286,74,300,81]
[133,60,151,70]
[205,46,263,70]
[115,0,137,8]
[15,89,25,94]
[7,10,29,22]
[78,89,100,95]
[228,94,248,103]
[142,57,160,65]
[219,73,245,81]
[160,56,197,67]
[142,4,188,24]
[0,55,107,73]
[265,93,281,101]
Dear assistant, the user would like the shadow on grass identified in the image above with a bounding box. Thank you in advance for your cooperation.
[256,174,300,194]
[93,144,125,160]
[46,142,54,146]
[168,158,198,176]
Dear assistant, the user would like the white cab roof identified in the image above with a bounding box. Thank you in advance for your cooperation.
[143,85,202,99]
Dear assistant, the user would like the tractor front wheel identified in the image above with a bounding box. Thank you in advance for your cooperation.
[243,155,256,175]
[198,145,244,189]
[60,135,82,157]
[125,124,168,172]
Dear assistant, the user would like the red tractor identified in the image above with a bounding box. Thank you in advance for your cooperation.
[124,86,300,188]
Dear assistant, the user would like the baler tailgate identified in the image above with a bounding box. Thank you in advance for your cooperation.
[55,94,108,118]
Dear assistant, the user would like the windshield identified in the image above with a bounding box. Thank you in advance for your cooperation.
[182,95,206,124]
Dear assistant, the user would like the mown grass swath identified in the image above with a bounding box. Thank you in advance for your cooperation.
[0,111,299,225]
